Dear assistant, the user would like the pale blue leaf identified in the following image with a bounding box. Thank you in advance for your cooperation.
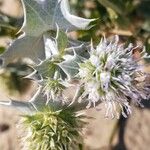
[0,35,45,67]
[35,59,57,79]
[0,100,35,113]
[59,51,85,79]
[0,86,63,113]
[20,0,95,36]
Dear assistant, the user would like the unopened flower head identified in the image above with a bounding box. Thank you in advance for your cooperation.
[20,107,84,150]
[43,78,64,98]
[42,77,69,103]
[79,35,150,118]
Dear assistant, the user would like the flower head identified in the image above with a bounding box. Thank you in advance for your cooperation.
[79,36,150,118]
[20,107,84,150]
[43,78,66,100]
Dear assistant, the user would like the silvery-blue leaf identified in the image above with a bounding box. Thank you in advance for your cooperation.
[0,86,64,113]
[67,39,90,58]
[0,35,45,67]
[20,0,95,36]
[59,51,85,79]
[0,100,35,113]
[0,86,44,113]
[33,95,64,111]
[35,59,57,79]
[29,86,48,110]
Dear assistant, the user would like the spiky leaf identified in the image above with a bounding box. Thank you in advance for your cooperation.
[0,35,45,66]
[59,52,85,79]
[35,60,58,79]
[0,86,63,113]
[21,0,95,36]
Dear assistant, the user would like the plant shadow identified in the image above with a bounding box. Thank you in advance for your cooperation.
[112,98,150,150]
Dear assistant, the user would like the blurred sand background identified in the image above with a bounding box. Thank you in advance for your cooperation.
[0,0,150,150]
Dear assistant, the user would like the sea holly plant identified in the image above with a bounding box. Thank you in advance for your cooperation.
[0,0,150,149]
[78,36,150,118]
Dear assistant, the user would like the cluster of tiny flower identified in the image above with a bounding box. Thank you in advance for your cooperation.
[79,36,150,118]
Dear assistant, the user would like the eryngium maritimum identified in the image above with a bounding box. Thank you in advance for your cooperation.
[20,107,84,150]
[79,36,150,118]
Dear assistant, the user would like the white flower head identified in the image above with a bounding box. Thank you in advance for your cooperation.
[79,35,150,118]
[42,77,68,103]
